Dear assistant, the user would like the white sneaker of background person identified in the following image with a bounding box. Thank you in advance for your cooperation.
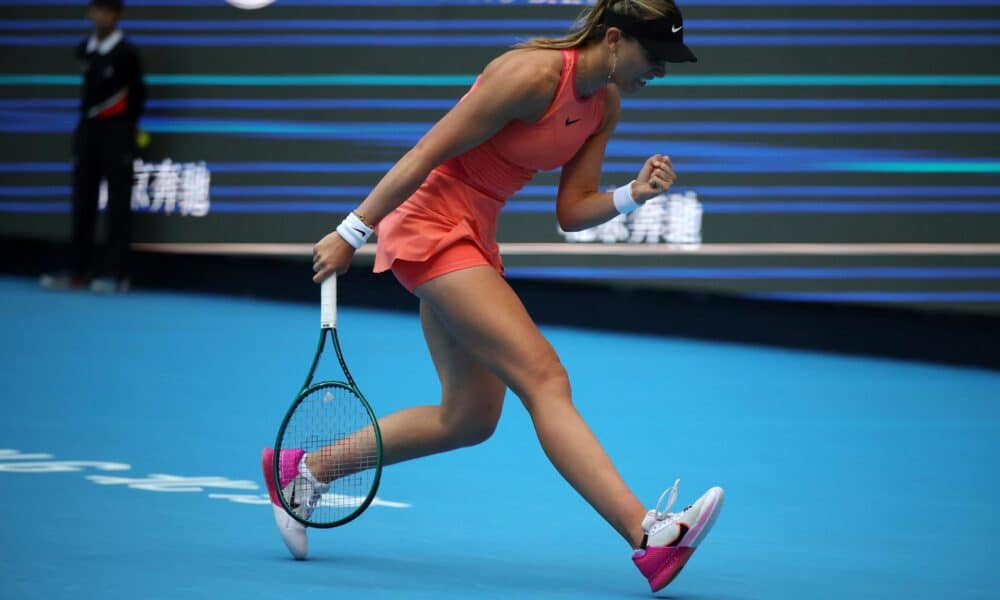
[260,447,329,559]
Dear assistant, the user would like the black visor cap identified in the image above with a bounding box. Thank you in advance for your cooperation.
[604,10,697,63]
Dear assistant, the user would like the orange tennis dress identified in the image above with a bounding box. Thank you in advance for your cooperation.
[374,48,607,292]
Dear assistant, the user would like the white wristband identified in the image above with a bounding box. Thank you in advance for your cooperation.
[613,180,640,214]
[335,212,374,249]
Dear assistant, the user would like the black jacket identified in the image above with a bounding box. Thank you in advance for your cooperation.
[76,29,146,124]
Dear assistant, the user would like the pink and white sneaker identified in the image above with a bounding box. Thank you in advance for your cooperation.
[632,479,724,592]
[261,447,329,560]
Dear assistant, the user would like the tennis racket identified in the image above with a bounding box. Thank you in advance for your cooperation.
[272,275,383,528]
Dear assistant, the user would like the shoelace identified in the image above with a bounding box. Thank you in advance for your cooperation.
[288,476,328,515]
[304,480,329,511]
[641,478,681,533]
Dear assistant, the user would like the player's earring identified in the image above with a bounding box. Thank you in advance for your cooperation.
[608,49,617,83]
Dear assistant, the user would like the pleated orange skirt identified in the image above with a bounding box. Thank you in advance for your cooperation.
[374,168,505,293]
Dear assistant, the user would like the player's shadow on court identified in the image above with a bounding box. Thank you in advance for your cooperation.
[303,550,625,596]
[284,551,752,599]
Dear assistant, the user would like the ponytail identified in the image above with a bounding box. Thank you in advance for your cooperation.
[515,0,612,51]
[515,0,675,51]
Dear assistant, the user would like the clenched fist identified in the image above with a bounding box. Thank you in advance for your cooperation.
[631,154,676,202]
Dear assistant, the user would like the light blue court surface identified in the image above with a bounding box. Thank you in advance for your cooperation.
[1,274,998,599]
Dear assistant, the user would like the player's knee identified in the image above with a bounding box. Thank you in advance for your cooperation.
[440,400,501,448]
[520,359,572,414]
[455,416,499,447]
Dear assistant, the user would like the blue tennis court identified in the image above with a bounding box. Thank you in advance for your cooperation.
[1,274,997,599]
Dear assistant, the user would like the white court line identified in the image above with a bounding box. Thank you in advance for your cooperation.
[132,242,1000,257]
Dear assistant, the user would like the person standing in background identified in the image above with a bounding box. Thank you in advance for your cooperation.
[41,0,146,294]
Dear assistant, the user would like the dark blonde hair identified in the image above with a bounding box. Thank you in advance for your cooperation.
[516,0,680,50]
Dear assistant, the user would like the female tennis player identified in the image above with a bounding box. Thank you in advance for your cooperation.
[264,0,723,591]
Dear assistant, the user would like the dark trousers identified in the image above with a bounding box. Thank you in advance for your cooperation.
[70,118,135,279]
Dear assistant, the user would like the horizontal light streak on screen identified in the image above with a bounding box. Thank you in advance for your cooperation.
[7,160,998,175]
[665,186,1000,197]
[825,162,1000,174]
[621,99,1000,110]
[615,122,1000,134]
[500,266,1000,279]
[198,201,1000,214]
[705,202,1000,214]
[4,98,1000,111]
[5,0,999,6]
[6,19,1000,31]
[0,74,476,87]
[745,291,1000,303]
[0,162,403,174]
[6,115,999,137]
[126,242,1000,259]
[5,184,1000,196]
[674,163,1000,174]
[5,199,1000,215]
[193,162,1000,175]
[0,202,64,213]
[4,74,1000,87]
[4,34,999,46]
[4,185,1000,200]
[0,162,69,172]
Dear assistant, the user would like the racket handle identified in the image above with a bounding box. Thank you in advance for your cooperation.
[321,274,337,329]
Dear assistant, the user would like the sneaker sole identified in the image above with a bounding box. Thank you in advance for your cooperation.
[640,546,696,592]
[262,448,310,560]
[681,486,724,548]
[271,499,309,560]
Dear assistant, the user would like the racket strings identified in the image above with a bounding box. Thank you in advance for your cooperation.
[282,382,379,523]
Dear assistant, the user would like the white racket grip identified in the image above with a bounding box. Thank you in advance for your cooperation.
[321,275,337,329]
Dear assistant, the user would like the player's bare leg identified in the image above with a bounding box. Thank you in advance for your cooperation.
[304,300,506,481]
[416,266,649,547]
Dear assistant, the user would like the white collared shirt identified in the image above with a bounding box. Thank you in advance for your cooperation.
[85,29,123,55]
